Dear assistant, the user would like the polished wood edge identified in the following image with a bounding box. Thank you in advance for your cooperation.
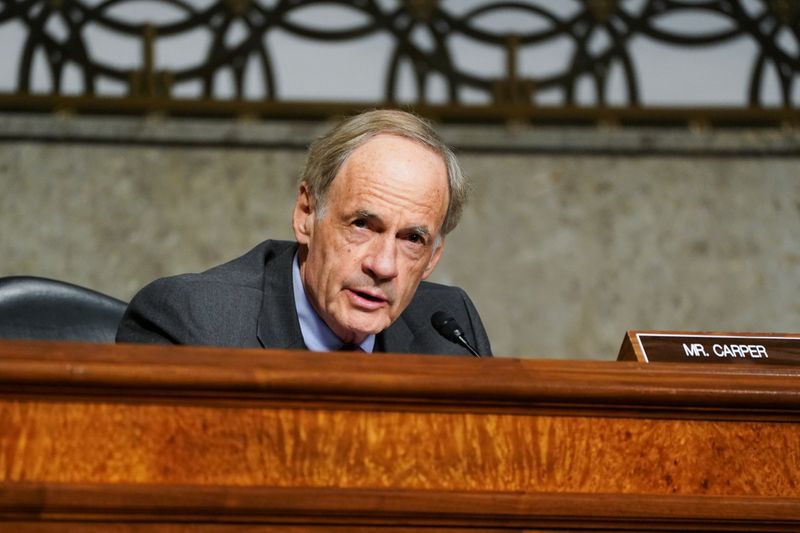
[617,332,643,362]
[2,340,800,415]
[1,483,799,528]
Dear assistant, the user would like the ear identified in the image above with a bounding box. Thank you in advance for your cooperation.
[292,182,315,245]
[421,238,445,280]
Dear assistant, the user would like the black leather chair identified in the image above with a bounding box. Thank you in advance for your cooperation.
[0,276,127,343]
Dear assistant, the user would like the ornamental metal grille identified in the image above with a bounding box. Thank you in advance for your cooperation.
[0,0,799,121]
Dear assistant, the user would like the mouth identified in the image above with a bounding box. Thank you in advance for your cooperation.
[346,288,389,309]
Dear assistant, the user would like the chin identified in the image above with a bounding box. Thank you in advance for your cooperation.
[342,315,391,338]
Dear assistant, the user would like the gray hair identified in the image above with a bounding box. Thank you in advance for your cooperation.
[300,109,467,236]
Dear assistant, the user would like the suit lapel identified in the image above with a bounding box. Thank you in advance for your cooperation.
[377,314,414,354]
[256,242,307,350]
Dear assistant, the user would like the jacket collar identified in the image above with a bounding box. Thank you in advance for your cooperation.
[256,241,306,350]
[376,313,414,354]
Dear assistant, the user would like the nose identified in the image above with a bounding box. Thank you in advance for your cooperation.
[363,235,399,281]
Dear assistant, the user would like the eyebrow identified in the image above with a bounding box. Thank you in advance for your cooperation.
[355,209,375,220]
[354,210,431,239]
[410,226,430,238]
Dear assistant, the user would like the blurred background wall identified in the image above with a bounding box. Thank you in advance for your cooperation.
[1,0,799,358]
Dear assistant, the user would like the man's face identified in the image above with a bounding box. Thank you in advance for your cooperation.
[293,134,449,344]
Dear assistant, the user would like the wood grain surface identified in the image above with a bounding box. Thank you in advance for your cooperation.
[1,340,799,530]
[1,400,799,496]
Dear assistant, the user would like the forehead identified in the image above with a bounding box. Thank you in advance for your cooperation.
[331,134,449,209]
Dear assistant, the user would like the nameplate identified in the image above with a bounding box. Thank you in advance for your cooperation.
[618,330,800,365]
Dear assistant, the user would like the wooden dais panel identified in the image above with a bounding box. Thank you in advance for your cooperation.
[1,340,799,531]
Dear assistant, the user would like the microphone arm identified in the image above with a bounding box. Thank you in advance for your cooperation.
[431,311,481,358]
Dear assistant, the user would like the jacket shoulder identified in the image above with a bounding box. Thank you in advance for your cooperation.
[116,240,296,346]
[400,281,493,357]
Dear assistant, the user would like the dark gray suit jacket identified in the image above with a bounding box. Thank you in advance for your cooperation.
[116,240,492,356]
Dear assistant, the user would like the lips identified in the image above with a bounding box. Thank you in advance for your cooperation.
[355,290,384,302]
[346,288,389,310]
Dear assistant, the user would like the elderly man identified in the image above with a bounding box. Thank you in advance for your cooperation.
[117,110,491,356]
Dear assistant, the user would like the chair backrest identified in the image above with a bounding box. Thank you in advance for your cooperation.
[0,276,127,343]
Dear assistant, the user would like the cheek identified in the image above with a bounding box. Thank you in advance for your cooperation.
[394,264,424,299]
[325,247,360,285]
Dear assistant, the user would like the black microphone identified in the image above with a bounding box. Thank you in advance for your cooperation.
[431,311,481,357]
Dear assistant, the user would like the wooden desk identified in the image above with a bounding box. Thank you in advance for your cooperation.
[1,340,799,530]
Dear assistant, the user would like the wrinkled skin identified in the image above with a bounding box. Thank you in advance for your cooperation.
[293,134,449,344]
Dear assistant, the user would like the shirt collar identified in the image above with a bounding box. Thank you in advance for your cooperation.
[292,251,375,353]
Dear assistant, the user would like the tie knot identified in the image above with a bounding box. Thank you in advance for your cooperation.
[338,343,363,352]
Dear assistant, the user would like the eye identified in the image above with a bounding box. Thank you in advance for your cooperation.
[405,232,425,245]
[352,218,367,228]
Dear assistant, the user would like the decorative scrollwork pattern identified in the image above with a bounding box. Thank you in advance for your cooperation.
[0,0,798,108]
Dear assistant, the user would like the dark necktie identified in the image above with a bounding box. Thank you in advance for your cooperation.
[338,343,364,352]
